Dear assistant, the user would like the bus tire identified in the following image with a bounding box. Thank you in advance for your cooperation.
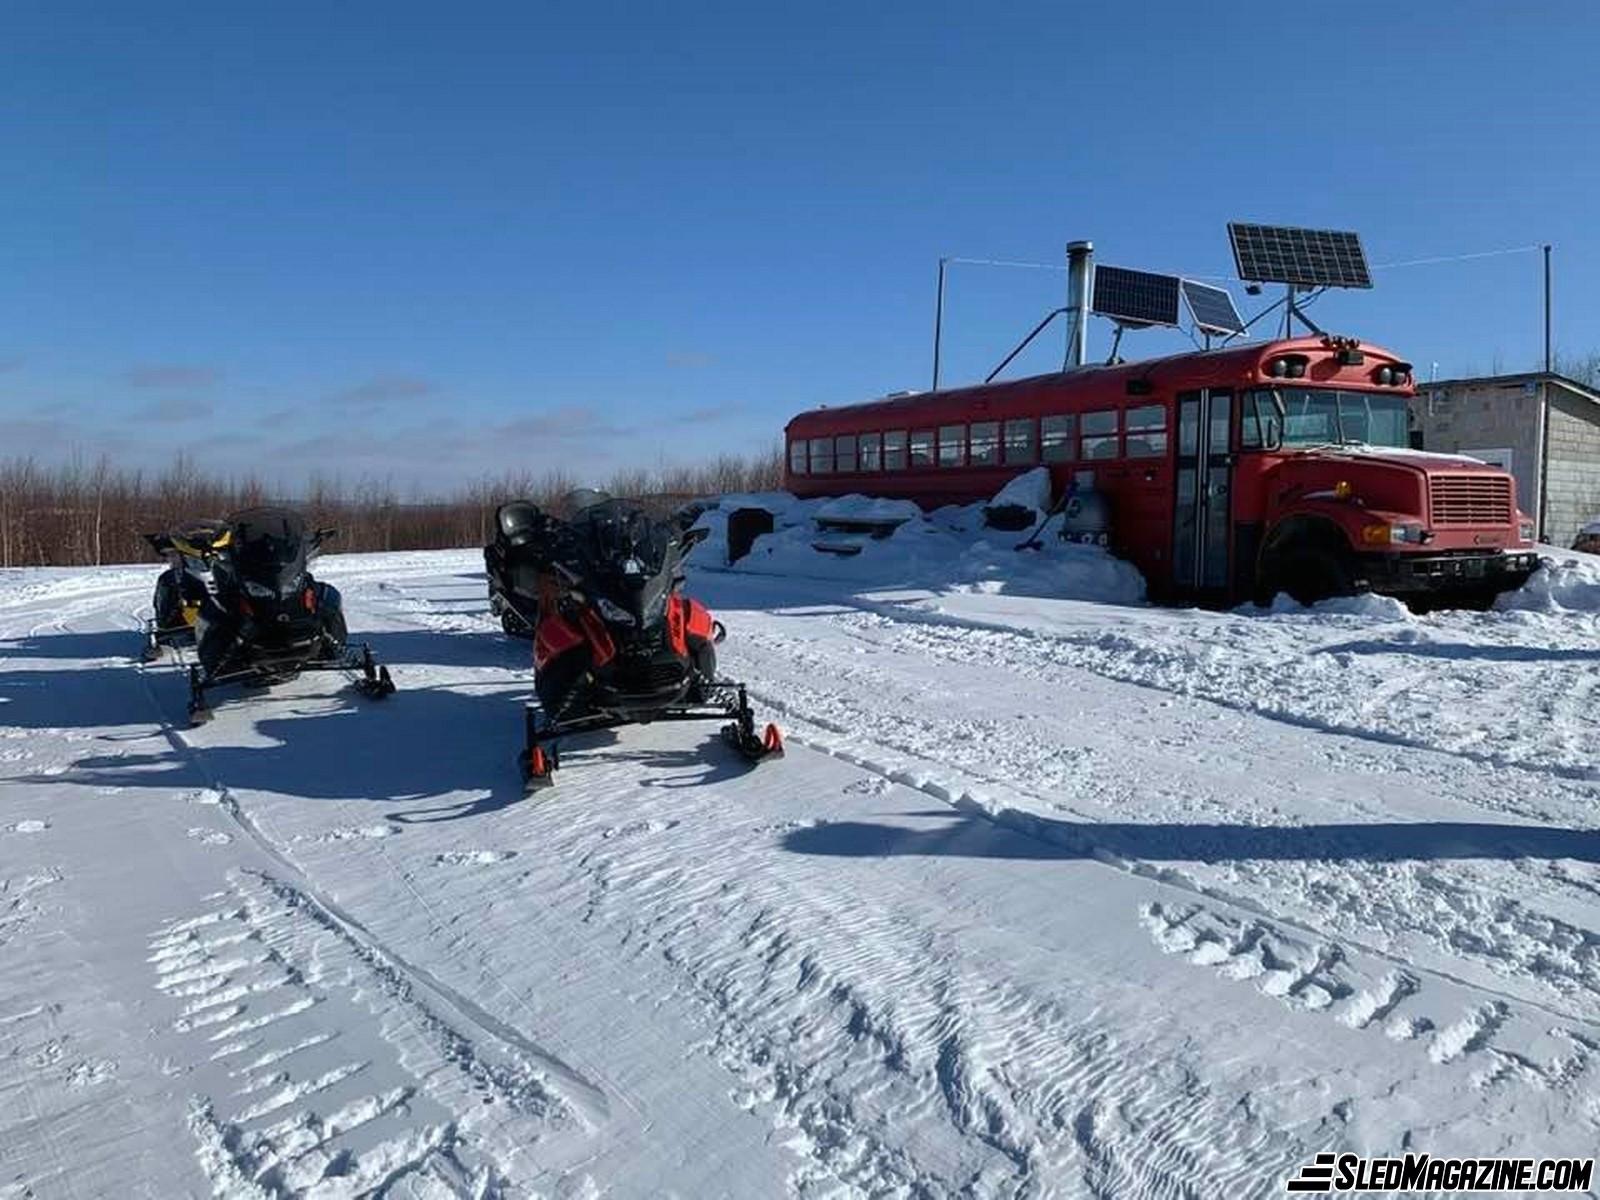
[1265,546,1353,607]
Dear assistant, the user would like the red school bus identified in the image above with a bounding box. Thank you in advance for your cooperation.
[783,335,1539,606]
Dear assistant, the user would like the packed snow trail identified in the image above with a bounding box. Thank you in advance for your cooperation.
[3,547,1600,1197]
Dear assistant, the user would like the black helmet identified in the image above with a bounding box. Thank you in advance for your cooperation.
[496,501,544,547]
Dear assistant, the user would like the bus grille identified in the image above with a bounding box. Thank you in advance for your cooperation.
[1430,474,1513,527]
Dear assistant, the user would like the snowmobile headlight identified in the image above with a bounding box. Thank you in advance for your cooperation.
[242,579,276,599]
[594,596,636,626]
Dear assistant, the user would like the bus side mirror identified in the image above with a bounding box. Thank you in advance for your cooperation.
[1265,391,1286,450]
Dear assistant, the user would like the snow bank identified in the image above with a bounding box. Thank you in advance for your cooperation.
[986,466,1052,514]
[814,495,924,525]
[1244,590,1415,621]
[689,475,1145,605]
[1496,550,1600,613]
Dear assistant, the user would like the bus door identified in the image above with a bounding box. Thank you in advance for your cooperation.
[1173,389,1233,593]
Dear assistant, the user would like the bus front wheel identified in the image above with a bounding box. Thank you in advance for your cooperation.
[1261,546,1354,608]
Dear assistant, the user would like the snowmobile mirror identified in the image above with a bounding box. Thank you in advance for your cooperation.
[681,526,710,550]
[312,528,338,547]
[143,532,174,555]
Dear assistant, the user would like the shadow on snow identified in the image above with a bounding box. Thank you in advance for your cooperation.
[783,811,1600,865]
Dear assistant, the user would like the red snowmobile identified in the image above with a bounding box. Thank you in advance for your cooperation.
[488,491,782,790]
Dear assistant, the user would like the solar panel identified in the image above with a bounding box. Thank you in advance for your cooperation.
[1228,222,1372,289]
[1091,265,1181,327]
[1181,279,1245,336]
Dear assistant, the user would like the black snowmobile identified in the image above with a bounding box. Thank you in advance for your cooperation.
[142,506,395,722]
[488,490,782,790]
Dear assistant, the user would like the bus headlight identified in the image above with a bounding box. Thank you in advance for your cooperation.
[1519,519,1536,543]
[1363,522,1426,545]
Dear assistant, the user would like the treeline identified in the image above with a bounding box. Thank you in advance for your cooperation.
[0,448,784,568]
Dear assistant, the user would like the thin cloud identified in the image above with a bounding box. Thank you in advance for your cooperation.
[494,406,624,441]
[330,375,437,407]
[665,351,715,369]
[680,402,740,422]
[136,397,213,423]
[254,405,304,428]
[122,364,221,388]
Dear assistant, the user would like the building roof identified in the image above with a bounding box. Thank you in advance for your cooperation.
[1420,371,1600,408]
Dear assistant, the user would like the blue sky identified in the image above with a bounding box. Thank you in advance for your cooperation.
[2,1,1596,490]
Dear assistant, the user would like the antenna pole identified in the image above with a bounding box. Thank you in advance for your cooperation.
[932,256,948,391]
[1544,243,1552,374]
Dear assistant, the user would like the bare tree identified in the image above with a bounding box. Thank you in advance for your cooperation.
[1554,351,1600,388]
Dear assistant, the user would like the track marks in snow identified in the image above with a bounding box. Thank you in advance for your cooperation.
[0,868,62,949]
[433,849,517,867]
[830,599,1600,789]
[150,873,573,1197]
[1140,900,1600,1099]
[297,823,399,844]
[731,608,1600,1028]
[572,809,1309,1197]
[1143,902,1383,1021]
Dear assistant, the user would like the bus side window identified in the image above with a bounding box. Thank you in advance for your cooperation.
[909,429,934,467]
[1041,414,1075,462]
[859,432,882,471]
[809,436,834,474]
[1004,417,1037,464]
[1125,404,1168,458]
[1081,410,1119,460]
[834,434,858,472]
[884,430,909,469]
[789,439,808,475]
[938,424,966,467]
[969,421,1000,466]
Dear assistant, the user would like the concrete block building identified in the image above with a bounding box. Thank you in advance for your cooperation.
[1410,372,1600,547]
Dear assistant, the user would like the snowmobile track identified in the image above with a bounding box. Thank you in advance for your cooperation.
[127,640,615,1132]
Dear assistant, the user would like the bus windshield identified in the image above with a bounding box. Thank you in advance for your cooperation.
[1245,388,1409,450]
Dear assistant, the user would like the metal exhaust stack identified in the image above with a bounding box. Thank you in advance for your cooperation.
[1064,240,1093,369]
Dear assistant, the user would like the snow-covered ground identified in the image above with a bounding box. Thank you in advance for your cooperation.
[5,516,1600,1197]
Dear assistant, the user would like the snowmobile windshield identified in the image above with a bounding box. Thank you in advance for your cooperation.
[562,488,613,516]
[567,500,680,626]
[226,508,311,592]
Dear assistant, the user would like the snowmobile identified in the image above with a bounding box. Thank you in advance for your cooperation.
[489,491,783,790]
[141,507,395,723]
[141,518,229,661]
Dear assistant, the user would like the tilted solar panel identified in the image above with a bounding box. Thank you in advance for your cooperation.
[1091,265,1182,327]
[1228,223,1372,289]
